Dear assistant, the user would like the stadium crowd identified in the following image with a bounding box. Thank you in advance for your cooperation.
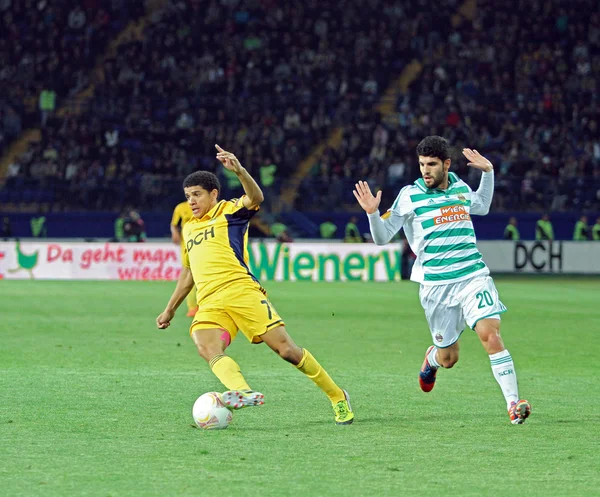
[297,0,600,213]
[0,0,145,154]
[1,0,599,216]
[2,0,447,210]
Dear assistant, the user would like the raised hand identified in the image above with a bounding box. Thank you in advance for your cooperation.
[215,144,243,174]
[353,180,382,215]
[463,148,493,172]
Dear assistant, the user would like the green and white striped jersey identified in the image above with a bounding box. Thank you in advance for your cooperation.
[367,171,494,285]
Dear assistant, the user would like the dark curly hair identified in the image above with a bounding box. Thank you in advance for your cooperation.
[416,136,451,162]
[183,171,220,193]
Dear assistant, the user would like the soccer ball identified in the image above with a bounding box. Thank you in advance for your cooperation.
[192,392,233,430]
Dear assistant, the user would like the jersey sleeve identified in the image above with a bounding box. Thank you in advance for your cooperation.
[367,186,412,245]
[469,171,494,215]
[223,196,259,221]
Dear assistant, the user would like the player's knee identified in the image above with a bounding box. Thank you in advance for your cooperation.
[196,343,222,362]
[484,334,504,354]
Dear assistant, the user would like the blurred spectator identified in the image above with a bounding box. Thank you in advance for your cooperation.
[248,215,271,239]
[113,210,127,242]
[270,220,293,243]
[68,5,86,31]
[503,217,520,241]
[593,217,600,240]
[260,158,278,209]
[536,214,554,241]
[124,209,146,242]
[39,87,56,128]
[1,216,12,239]
[344,216,363,243]
[319,219,338,239]
[6,160,21,182]
[3,106,22,139]
[573,215,590,241]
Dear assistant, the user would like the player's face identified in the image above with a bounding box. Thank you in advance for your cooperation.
[419,156,450,189]
[184,186,219,218]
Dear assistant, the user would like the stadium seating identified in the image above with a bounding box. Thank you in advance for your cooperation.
[0,0,599,216]
[0,0,145,156]
[295,0,600,212]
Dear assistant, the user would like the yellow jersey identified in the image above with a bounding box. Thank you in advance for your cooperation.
[171,201,194,243]
[182,197,261,302]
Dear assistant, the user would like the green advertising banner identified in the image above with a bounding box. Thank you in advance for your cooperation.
[247,242,403,282]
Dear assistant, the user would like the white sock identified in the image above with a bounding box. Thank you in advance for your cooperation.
[489,349,518,409]
[427,347,441,368]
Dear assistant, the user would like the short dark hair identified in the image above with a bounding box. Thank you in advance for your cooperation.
[183,171,220,193]
[416,136,451,162]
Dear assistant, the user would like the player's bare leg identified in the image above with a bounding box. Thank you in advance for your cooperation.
[476,318,530,424]
[192,328,264,409]
[191,327,229,361]
[260,325,304,364]
[419,341,459,392]
[261,325,354,425]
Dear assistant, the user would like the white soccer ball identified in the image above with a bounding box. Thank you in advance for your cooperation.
[192,392,233,430]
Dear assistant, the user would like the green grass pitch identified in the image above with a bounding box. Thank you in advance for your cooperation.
[1,278,599,497]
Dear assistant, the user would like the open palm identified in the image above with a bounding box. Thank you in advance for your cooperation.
[463,148,493,172]
[353,181,382,214]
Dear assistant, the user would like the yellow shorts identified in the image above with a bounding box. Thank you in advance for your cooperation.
[190,282,284,344]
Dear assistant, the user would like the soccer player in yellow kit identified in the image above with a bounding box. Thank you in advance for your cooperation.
[156,145,354,425]
[170,200,197,317]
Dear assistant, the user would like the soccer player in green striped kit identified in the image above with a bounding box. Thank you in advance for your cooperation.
[354,136,531,424]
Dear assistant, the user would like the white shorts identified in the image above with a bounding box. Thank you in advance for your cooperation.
[419,276,507,348]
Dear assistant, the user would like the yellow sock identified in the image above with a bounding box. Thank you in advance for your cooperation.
[186,289,197,311]
[209,354,251,391]
[296,349,345,404]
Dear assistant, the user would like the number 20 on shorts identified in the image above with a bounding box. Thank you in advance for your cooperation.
[476,290,494,309]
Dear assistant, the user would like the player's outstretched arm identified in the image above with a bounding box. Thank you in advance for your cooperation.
[156,266,195,329]
[463,148,494,216]
[215,144,264,209]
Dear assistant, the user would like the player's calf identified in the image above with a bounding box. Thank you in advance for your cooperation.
[262,326,304,365]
